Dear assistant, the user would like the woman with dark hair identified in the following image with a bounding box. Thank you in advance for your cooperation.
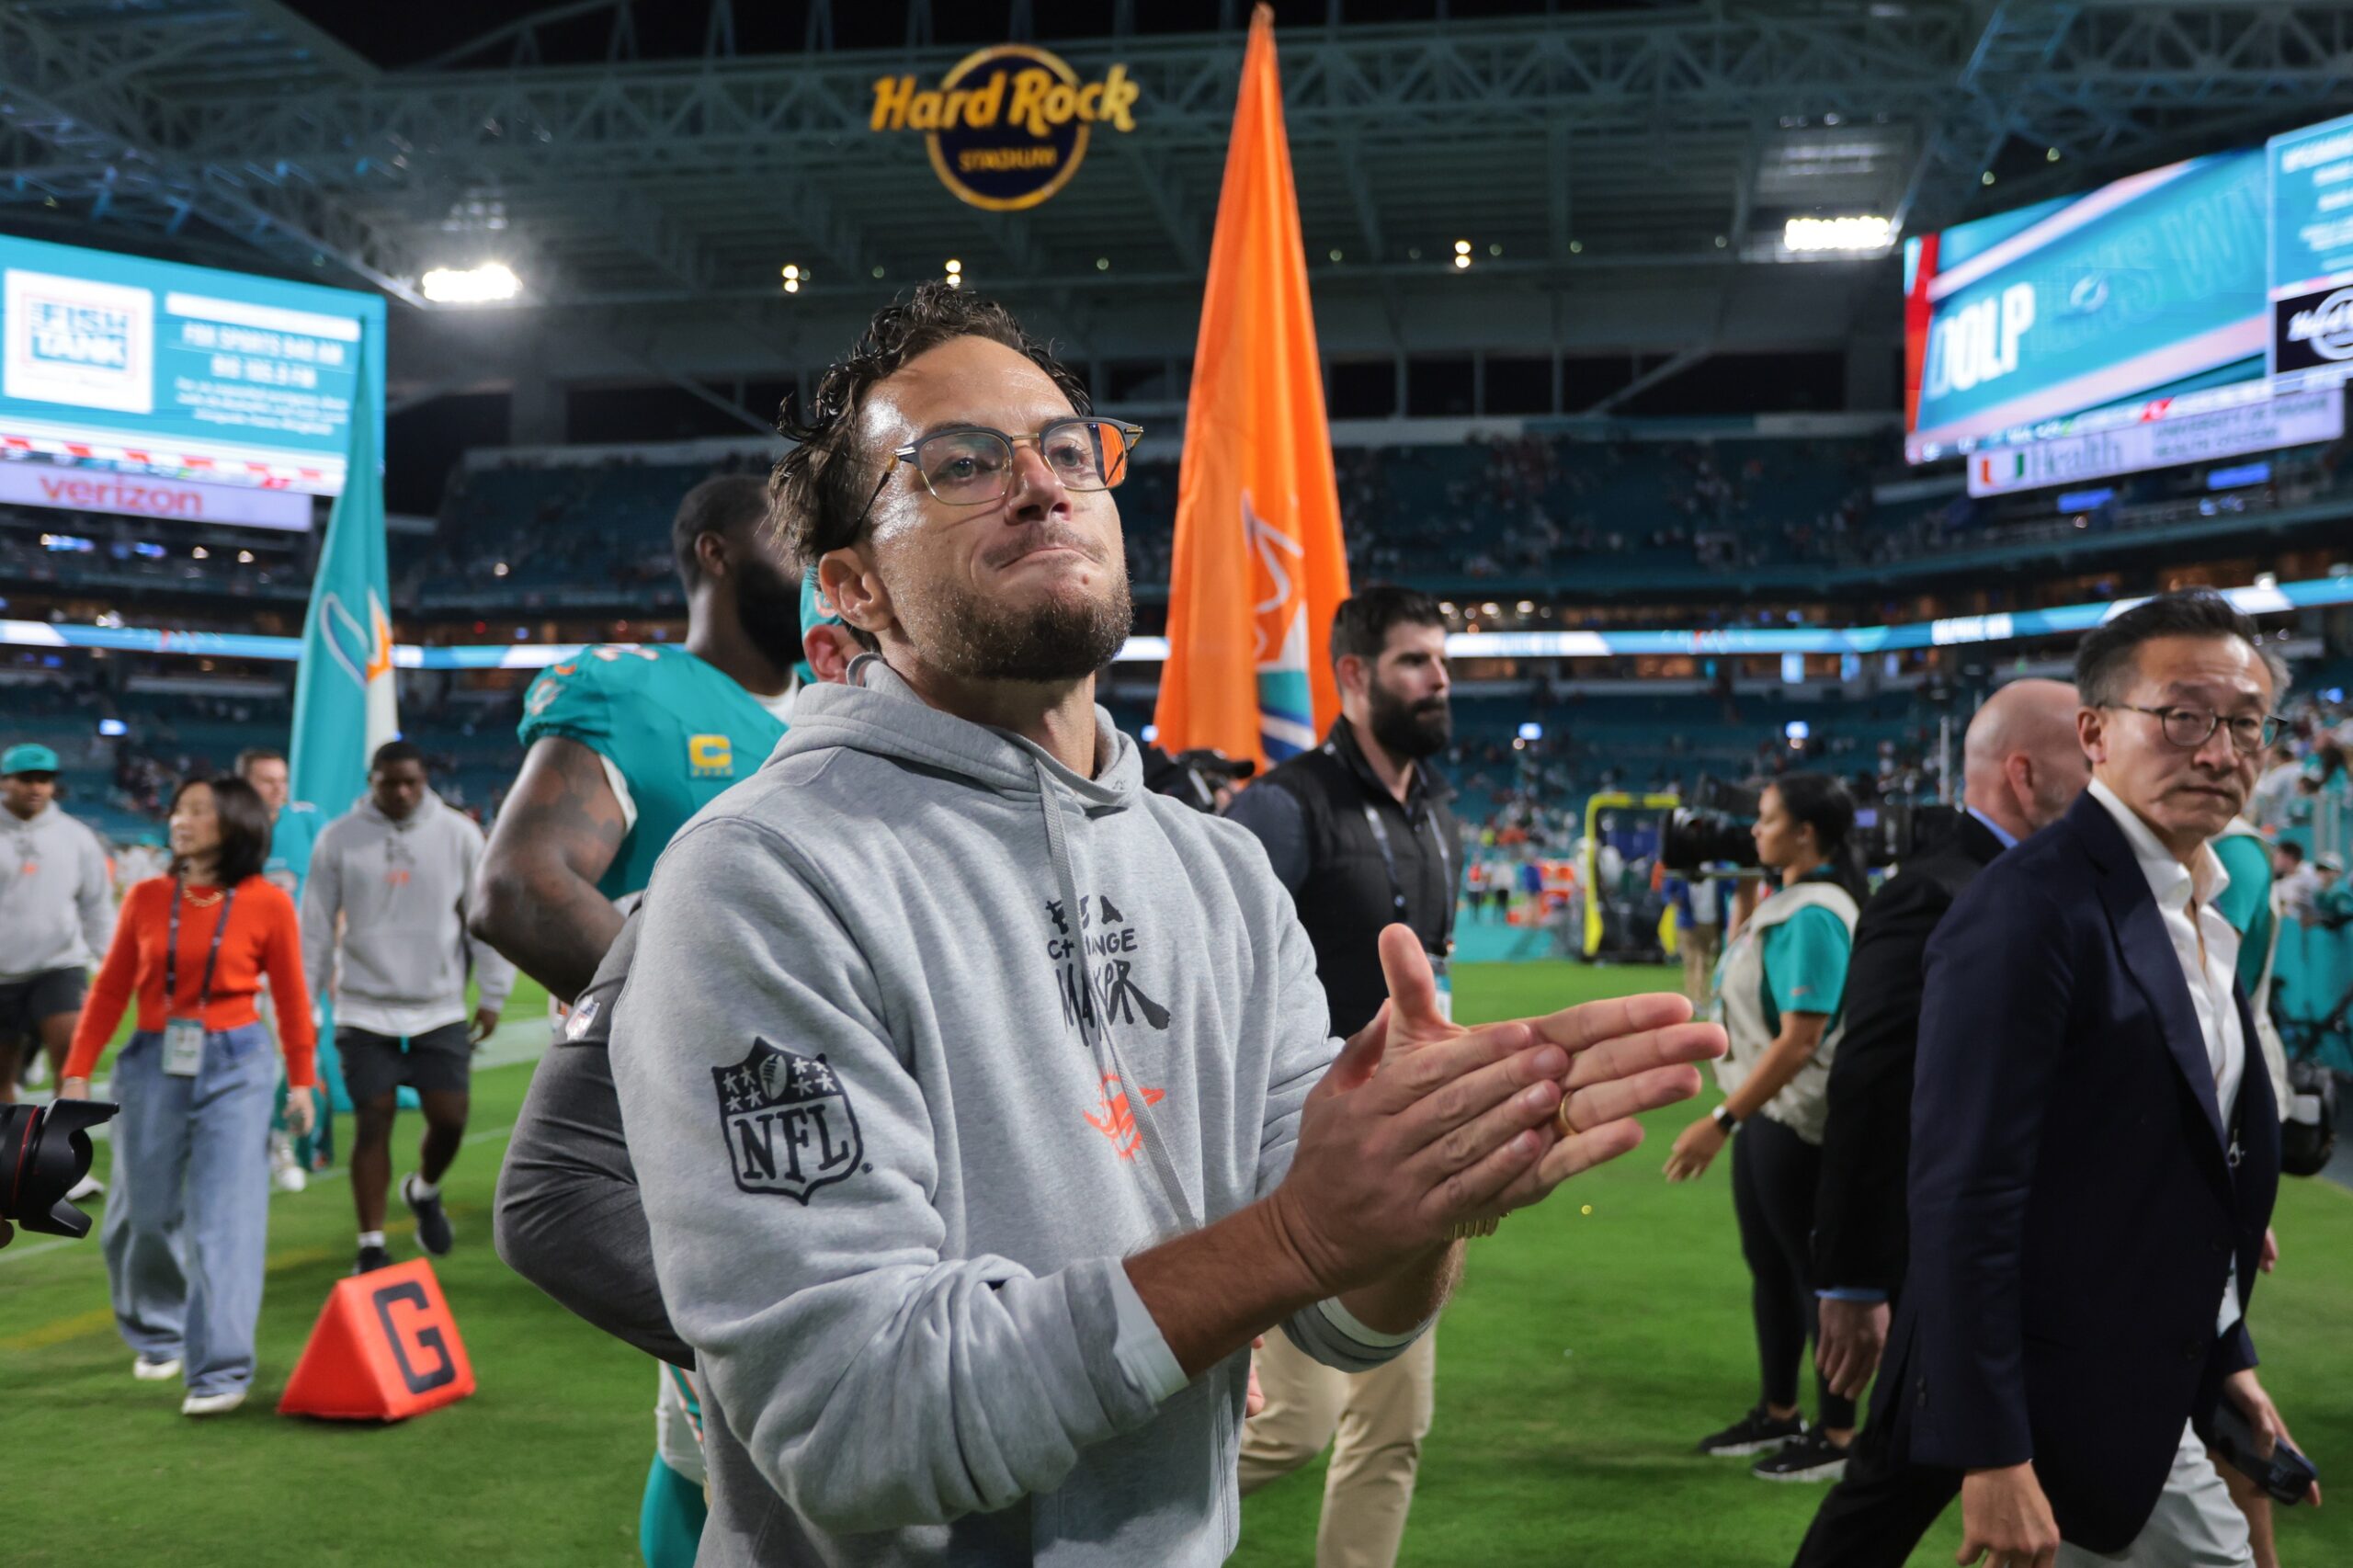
[59,775,317,1416]
[1663,771,1864,1483]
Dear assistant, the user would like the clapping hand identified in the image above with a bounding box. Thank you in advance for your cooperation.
[1268,927,1724,1297]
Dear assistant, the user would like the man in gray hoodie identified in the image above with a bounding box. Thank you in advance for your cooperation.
[0,742,114,1114]
[302,741,513,1274]
[608,285,1725,1566]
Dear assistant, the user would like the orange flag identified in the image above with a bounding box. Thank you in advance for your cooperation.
[1152,3,1349,770]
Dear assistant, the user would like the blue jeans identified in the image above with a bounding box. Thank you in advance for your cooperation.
[100,1023,278,1396]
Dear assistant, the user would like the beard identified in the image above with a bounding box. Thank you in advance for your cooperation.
[733,556,807,673]
[893,547,1134,684]
[1369,676,1451,761]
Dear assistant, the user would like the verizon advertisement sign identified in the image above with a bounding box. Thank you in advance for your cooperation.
[0,461,313,529]
[1967,390,2345,498]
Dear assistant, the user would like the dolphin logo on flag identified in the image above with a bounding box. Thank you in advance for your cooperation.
[1244,491,1316,759]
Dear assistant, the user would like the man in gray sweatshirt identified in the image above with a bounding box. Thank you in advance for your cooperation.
[609,285,1725,1566]
[302,740,512,1275]
[0,742,114,1113]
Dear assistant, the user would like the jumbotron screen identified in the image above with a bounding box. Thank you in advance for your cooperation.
[0,233,385,498]
[1902,148,2268,464]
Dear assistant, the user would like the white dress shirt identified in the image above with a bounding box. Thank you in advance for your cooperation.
[2086,779,2247,1337]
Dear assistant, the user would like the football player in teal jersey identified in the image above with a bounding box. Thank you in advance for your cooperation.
[242,746,334,1186]
[474,472,818,1568]
[473,473,804,1001]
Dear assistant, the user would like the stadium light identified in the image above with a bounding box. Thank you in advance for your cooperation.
[781,264,804,295]
[1454,240,1472,256]
[945,258,963,289]
[1781,215,1893,254]
[421,263,520,304]
[1453,255,1472,269]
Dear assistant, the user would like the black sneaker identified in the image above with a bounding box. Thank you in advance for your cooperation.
[1698,1403,1805,1457]
[353,1244,392,1275]
[404,1175,453,1256]
[1753,1428,1850,1483]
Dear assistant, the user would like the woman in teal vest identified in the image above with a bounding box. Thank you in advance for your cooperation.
[1665,772,1866,1483]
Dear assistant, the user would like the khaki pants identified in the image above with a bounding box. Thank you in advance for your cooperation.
[1237,1328,1437,1568]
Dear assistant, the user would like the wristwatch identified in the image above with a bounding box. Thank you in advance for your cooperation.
[1711,1104,1741,1136]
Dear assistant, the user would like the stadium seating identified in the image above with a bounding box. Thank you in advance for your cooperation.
[0,422,2340,861]
[8,425,2344,625]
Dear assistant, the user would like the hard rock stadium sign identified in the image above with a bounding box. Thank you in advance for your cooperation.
[870,44,1140,212]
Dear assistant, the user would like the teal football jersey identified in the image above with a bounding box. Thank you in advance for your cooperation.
[517,643,790,900]
[264,800,324,905]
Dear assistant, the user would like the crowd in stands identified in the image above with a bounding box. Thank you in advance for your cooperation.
[395,451,775,607]
[1322,434,1878,584]
[385,426,2350,615]
[0,516,304,598]
[10,425,2347,625]
[3,665,501,840]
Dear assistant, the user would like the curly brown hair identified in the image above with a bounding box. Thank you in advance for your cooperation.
[768,283,1090,578]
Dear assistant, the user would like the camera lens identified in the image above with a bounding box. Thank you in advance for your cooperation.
[0,1098,119,1243]
[1660,807,1762,873]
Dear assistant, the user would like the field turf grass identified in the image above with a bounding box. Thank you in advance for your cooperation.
[8,964,2350,1567]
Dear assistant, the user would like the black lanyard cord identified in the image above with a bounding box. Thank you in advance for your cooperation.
[165,882,238,1018]
[1361,801,1455,954]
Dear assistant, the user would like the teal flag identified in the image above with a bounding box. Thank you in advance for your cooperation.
[290,340,396,824]
[287,341,394,1129]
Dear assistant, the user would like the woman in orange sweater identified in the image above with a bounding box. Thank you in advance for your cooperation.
[61,774,316,1417]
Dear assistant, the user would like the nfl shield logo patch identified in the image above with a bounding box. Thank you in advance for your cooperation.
[712,1040,864,1202]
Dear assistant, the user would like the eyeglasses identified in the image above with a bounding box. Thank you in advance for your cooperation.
[855,417,1143,527]
[2102,704,2281,755]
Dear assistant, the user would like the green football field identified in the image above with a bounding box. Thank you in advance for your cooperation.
[8,964,2349,1567]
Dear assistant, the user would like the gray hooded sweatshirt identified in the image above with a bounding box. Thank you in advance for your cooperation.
[610,659,1421,1567]
[301,789,514,1034]
[0,801,114,982]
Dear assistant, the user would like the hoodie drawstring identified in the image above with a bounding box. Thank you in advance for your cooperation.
[1031,754,1200,1236]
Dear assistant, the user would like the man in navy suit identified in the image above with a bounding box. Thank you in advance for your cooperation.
[1794,590,2313,1568]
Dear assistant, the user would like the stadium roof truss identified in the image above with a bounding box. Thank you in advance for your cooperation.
[4,0,2352,392]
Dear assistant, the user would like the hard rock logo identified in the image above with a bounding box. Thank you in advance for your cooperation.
[870,44,1140,212]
